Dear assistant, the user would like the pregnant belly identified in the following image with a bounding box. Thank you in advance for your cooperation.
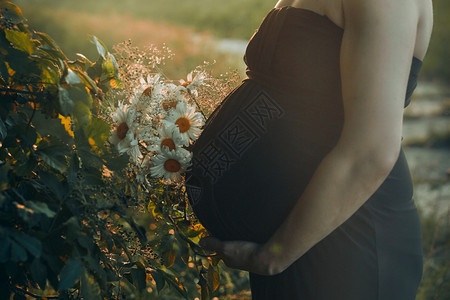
[185,80,341,242]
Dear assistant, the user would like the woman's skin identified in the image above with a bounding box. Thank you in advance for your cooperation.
[200,0,433,276]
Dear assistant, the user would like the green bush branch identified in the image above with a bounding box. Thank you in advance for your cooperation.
[0,2,234,299]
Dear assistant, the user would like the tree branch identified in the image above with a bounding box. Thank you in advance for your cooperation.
[11,285,60,299]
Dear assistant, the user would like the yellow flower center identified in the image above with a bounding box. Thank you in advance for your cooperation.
[164,159,181,173]
[181,80,192,88]
[162,100,178,111]
[175,117,191,133]
[161,138,176,151]
[116,122,129,140]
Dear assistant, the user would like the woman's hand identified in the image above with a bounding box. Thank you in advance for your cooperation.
[199,237,284,276]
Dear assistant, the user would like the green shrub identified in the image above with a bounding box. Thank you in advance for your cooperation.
[0,2,244,298]
[417,210,450,300]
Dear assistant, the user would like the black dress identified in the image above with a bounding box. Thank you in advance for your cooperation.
[185,6,423,299]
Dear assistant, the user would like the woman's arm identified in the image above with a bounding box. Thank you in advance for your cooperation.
[200,0,420,275]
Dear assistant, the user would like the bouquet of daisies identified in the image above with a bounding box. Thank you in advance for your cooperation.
[108,70,207,182]
[104,41,239,186]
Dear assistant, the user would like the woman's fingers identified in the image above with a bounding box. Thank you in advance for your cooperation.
[199,238,263,272]
[199,236,224,252]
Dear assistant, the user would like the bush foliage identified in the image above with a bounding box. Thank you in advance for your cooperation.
[0,2,247,299]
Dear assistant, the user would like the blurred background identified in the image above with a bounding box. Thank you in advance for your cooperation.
[11,0,449,298]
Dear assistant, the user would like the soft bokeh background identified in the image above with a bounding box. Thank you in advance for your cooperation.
[12,0,449,298]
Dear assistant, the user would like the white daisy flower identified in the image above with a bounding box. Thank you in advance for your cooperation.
[132,76,165,116]
[137,74,161,97]
[150,148,191,182]
[179,71,207,90]
[162,101,204,146]
[109,102,141,161]
[126,136,142,164]
[156,83,185,112]
[148,125,184,152]
[109,102,134,146]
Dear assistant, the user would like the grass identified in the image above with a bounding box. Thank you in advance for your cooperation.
[17,3,247,79]
[417,210,450,300]
[14,0,275,39]
[13,0,450,82]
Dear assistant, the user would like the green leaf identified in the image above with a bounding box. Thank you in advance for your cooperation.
[38,171,67,201]
[30,258,47,289]
[201,283,210,300]
[90,36,107,59]
[82,256,107,287]
[0,163,10,191]
[0,2,25,24]
[101,55,117,80]
[131,266,146,290]
[160,234,177,268]
[68,83,89,102]
[80,270,101,300]
[0,235,11,263]
[0,118,6,141]
[5,49,38,77]
[150,270,165,292]
[63,217,81,241]
[83,117,110,150]
[198,267,209,300]
[66,82,93,107]
[58,86,73,116]
[160,270,187,298]
[68,153,80,184]
[75,69,98,94]
[105,154,129,171]
[11,231,42,258]
[81,166,103,186]
[26,201,56,218]
[63,85,92,124]
[0,61,9,83]
[5,29,34,55]
[77,235,94,254]
[207,265,220,293]
[40,63,59,85]
[74,101,91,126]
[35,136,69,173]
[75,53,93,65]
[65,69,81,85]
[15,153,38,177]
[31,111,73,145]
[77,148,103,170]
[11,240,27,262]
[87,60,102,82]
[37,46,66,63]
[9,124,37,149]
[35,31,67,60]
[58,258,83,291]
[163,250,176,268]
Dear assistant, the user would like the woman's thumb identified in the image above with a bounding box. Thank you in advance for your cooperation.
[199,236,223,252]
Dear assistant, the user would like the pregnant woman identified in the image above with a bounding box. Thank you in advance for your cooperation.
[185,0,433,298]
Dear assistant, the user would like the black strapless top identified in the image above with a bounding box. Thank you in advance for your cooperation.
[244,7,422,108]
[406,56,422,106]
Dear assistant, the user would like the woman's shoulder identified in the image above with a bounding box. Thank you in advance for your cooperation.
[340,0,433,60]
